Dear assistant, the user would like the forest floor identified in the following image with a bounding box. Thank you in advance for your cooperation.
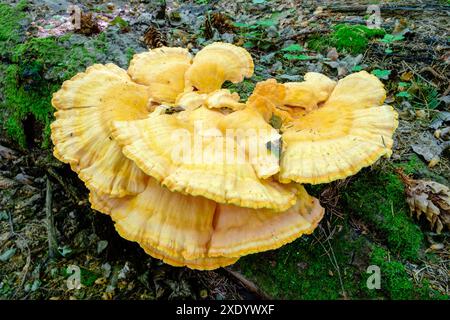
[0,0,449,300]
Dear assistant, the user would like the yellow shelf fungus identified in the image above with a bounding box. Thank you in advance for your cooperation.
[247,72,398,185]
[51,42,397,270]
[90,181,323,270]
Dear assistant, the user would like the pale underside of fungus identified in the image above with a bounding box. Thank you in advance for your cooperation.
[51,42,398,270]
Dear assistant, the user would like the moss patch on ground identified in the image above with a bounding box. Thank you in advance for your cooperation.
[0,3,112,148]
[308,24,386,54]
[362,245,446,300]
[237,156,448,300]
[343,165,424,261]
[0,1,28,58]
[236,224,369,299]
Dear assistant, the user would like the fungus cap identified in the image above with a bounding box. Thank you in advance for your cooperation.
[111,106,298,211]
[247,71,399,185]
[90,181,323,270]
[128,47,192,103]
[284,72,337,112]
[51,64,150,196]
[184,42,254,93]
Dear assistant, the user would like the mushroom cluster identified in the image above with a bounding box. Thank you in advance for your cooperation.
[51,43,398,270]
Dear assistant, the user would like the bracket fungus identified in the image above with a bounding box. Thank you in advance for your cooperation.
[51,42,398,270]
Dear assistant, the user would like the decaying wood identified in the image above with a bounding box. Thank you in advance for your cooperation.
[46,177,58,259]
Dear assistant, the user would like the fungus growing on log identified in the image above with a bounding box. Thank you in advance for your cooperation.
[51,42,397,269]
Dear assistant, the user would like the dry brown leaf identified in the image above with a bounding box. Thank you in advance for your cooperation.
[398,170,450,234]
[400,71,414,81]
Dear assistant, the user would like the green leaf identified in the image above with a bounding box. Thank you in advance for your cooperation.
[256,18,277,27]
[396,91,411,98]
[58,245,72,257]
[352,65,363,72]
[31,279,41,292]
[110,16,129,28]
[0,211,8,221]
[252,0,266,3]
[371,69,391,80]
[427,88,440,110]
[381,34,404,44]
[281,44,304,52]
[283,53,311,60]
[0,248,16,262]
[385,48,393,54]
[269,114,282,129]
[398,82,409,87]
[233,22,252,28]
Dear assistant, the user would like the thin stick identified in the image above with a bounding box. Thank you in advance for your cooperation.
[46,177,58,259]
[223,267,272,300]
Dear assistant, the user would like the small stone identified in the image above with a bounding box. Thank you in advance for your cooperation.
[97,240,108,254]
[102,263,112,278]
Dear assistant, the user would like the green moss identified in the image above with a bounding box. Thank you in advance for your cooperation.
[237,225,371,299]
[0,1,28,58]
[369,246,414,299]
[308,24,385,54]
[395,154,449,185]
[126,47,136,65]
[363,245,447,300]
[333,24,385,53]
[1,38,65,147]
[307,35,330,52]
[0,4,110,148]
[343,167,423,260]
[223,78,257,101]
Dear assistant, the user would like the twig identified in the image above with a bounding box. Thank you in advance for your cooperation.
[223,267,272,300]
[8,211,31,299]
[419,66,446,81]
[402,61,438,88]
[46,167,81,204]
[314,226,347,299]
[45,177,58,260]
[443,83,450,96]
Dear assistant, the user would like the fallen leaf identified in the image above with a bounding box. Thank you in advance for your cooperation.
[429,243,444,251]
[399,171,450,234]
[0,175,17,190]
[326,47,339,61]
[0,248,16,262]
[0,145,17,160]
[430,111,450,130]
[371,69,391,80]
[400,71,414,81]
[97,240,108,254]
[411,131,450,162]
